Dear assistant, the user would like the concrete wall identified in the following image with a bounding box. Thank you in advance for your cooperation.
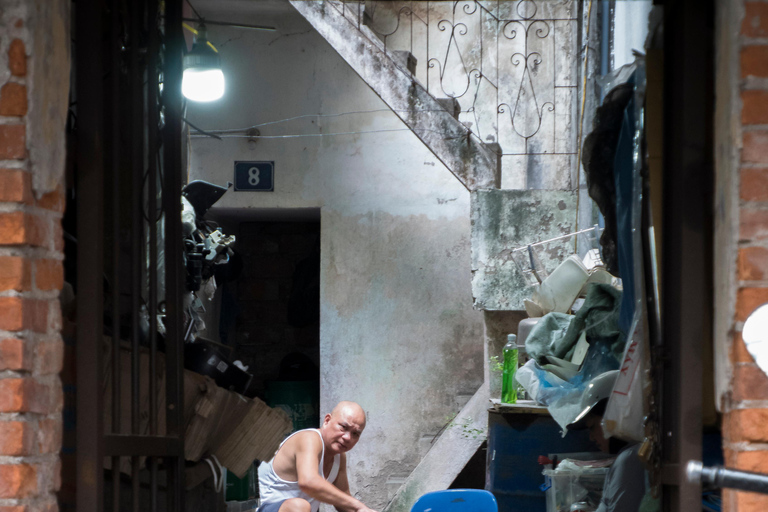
[187,4,484,508]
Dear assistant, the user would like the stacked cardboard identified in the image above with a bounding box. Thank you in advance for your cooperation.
[103,340,292,478]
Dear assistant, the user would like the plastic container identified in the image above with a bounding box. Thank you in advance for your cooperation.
[542,467,608,512]
[502,334,518,404]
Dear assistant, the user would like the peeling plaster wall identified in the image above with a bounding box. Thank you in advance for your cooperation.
[187,5,484,508]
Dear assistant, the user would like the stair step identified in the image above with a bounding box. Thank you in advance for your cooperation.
[418,433,439,460]
[392,51,417,75]
[453,393,474,411]
[385,474,410,502]
[436,97,461,120]
[290,0,498,191]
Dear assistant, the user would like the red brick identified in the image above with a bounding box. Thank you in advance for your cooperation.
[46,301,61,334]
[743,90,768,125]
[733,450,768,473]
[52,221,63,252]
[0,464,36,498]
[0,256,31,291]
[0,124,25,159]
[0,421,32,456]
[736,287,768,321]
[0,297,48,333]
[732,332,756,364]
[0,378,61,414]
[743,3,768,37]
[0,83,27,117]
[741,208,768,241]
[35,339,63,375]
[733,364,768,401]
[0,338,30,371]
[744,131,768,165]
[8,39,26,77]
[35,186,64,213]
[733,406,768,435]
[34,259,62,291]
[36,418,62,454]
[0,507,27,512]
[741,168,768,201]
[0,169,32,203]
[742,45,768,79]
[731,488,768,511]
[0,212,48,247]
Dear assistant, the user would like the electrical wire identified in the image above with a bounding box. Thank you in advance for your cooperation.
[198,107,461,134]
[182,117,222,140]
[182,22,219,53]
[186,0,203,22]
[574,0,594,252]
[189,127,467,140]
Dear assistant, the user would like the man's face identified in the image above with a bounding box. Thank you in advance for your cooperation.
[322,406,366,455]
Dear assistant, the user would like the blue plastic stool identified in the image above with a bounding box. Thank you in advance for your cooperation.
[410,489,498,512]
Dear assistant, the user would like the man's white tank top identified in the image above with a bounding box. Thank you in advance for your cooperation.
[258,428,341,512]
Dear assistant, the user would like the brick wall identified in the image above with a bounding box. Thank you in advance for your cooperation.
[721,2,768,510]
[0,6,66,512]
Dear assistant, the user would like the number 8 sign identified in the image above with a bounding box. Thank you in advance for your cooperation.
[234,161,274,191]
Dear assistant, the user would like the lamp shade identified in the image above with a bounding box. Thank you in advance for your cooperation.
[182,28,225,102]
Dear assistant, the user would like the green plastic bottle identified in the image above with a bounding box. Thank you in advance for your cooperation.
[501,334,518,404]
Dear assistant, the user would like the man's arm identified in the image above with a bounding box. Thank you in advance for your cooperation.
[332,454,351,495]
[295,435,376,512]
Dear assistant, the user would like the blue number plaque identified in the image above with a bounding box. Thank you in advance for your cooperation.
[234,161,274,191]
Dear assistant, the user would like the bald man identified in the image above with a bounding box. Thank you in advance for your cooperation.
[257,401,377,512]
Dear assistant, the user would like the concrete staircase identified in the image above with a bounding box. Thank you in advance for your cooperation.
[288,0,499,192]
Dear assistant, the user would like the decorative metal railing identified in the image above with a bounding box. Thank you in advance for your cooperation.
[330,0,581,188]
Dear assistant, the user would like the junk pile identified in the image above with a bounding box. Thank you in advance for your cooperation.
[514,250,625,433]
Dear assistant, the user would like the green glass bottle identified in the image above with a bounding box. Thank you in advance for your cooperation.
[501,334,518,404]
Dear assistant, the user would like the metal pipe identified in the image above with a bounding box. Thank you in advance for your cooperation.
[76,0,105,508]
[147,1,160,510]
[129,1,143,510]
[164,0,187,507]
[687,461,768,495]
[109,0,122,510]
[129,0,142,442]
[600,0,610,77]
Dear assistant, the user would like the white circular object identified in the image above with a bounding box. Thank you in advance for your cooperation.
[182,68,225,102]
[743,303,768,373]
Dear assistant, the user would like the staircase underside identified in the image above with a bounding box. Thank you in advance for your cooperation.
[382,382,489,512]
[289,0,498,191]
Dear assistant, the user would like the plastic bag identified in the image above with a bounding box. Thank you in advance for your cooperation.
[601,57,651,443]
[517,339,621,434]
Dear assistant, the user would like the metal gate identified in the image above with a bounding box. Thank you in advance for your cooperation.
[75,0,186,509]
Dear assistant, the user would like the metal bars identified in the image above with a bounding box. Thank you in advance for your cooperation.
[659,0,712,509]
[76,0,185,509]
[333,0,579,161]
[76,0,106,507]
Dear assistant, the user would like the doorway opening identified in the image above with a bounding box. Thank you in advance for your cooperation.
[209,208,321,431]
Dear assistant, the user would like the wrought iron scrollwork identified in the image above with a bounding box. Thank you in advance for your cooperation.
[332,0,579,164]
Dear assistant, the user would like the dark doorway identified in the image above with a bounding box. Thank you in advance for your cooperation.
[211,212,321,431]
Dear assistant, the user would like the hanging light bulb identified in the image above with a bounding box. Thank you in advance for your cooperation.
[182,24,225,102]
